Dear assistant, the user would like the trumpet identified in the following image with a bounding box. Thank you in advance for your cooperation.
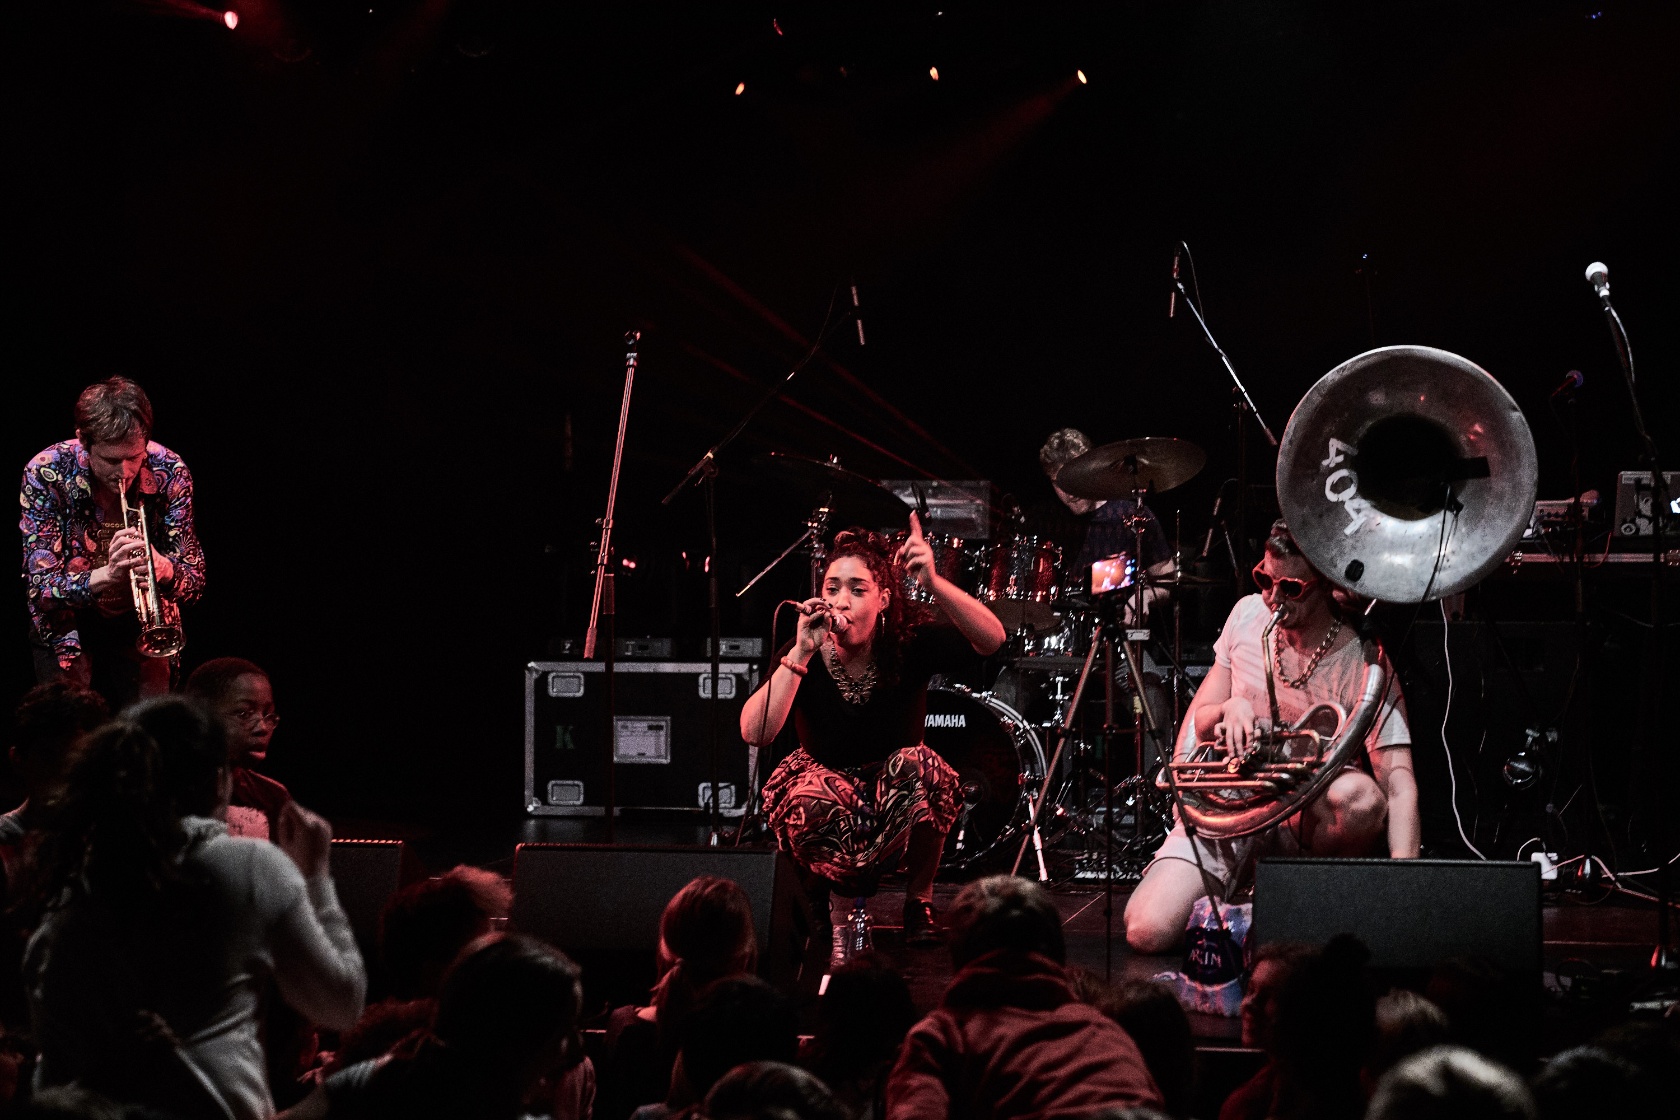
[118,483,185,659]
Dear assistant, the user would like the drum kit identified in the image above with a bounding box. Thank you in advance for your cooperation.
[742,436,1219,882]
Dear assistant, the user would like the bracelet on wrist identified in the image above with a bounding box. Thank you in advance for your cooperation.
[779,655,808,678]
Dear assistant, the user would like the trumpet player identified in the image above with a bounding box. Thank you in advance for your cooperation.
[1123,519,1417,954]
[20,377,206,709]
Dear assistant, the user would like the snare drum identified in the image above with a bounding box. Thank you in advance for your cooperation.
[980,535,1062,631]
[922,685,1047,870]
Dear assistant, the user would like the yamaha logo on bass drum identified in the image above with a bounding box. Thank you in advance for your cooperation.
[925,712,967,728]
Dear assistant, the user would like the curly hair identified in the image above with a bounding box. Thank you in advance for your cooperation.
[27,696,227,911]
[826,527,935,687]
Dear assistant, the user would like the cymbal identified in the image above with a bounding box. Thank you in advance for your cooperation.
[750,452,911,525]
[1056,437,1207,498]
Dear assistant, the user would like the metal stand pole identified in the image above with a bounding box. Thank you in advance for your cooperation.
[585,331,640,841]
[1592,274,1675,973]
[1103,634,1117,981]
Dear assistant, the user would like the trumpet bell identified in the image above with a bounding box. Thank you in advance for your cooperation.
[137,625,185,659]
[1276,345,1538,604]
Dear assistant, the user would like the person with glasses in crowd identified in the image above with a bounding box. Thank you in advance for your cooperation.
[1122,520,1418,954]
[186,657,291,841]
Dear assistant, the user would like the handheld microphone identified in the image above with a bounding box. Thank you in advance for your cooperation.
[851,283,866,346]
[1584,261,1610,306]
[1168,249,1181,319]
[787,600,850,633]
[1551,369,1584,399]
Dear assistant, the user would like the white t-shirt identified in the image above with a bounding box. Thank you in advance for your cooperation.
[1184,594,1409,761]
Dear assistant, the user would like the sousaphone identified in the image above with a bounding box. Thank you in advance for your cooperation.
[1168,346,1538,839]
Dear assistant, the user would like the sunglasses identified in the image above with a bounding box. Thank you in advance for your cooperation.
[1251,566,1319,600]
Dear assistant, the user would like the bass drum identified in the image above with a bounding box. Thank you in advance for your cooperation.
[923,685,1047,872]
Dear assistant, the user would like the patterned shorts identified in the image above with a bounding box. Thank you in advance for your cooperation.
[760,745,962,896]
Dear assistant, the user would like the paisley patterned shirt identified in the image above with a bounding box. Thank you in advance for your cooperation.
[19,439,206,669]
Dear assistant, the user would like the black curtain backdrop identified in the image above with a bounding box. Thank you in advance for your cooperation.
[7,2,1675,836]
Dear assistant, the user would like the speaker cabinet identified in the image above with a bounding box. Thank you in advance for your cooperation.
[1253,857,1541,974]
[510,844,823,1007]
[328,838,423,953]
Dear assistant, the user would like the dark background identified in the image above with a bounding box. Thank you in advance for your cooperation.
[7,2,1676,856]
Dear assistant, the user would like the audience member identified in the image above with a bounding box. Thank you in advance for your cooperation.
[1,684,109,1034]
[801,952,919,1120]
[1363,989,1450,1093]
[3,683,108,849]
[1531,1021,1680,1120]
[704,1061,850,1120]
[378,865,512,1001]
[1218,939,1370,1120]
[605,876,758,1120]
[1366,1045,1534,1120]
[644,976,798,1120]
[9,1084,131,1120]
[23,695,366,1120]
[321,866,516,1077]
[887,875,1163,1120]
[1425,957,1536,1073]
[286,932,584,1120]
[184,657,291,841]
[1097,981,1195,1120]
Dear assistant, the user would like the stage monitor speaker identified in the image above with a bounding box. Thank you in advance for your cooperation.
[510,844,823,1006]
[1253,858,1541,975]
[329,838,423,953]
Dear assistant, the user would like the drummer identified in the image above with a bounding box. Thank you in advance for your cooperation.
[1023,427,1176,612]
[740,516,1006,957]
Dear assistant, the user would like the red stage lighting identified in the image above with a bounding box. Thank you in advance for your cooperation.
[929,66,940,81]
[223,10,238,30]
[734,81,746,95]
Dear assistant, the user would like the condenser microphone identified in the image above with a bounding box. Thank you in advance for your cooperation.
[1168,249,1181,319]
[1584,261,1610,306]
[1551,369,1584,399]
[851,282,866,346]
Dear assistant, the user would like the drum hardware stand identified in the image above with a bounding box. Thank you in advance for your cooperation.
[1587,265,1676,978]
[1172,243,1277,583]
[584,331,641,842]
[664,301,860,847]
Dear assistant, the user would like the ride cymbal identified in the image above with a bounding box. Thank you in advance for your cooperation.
[1056,437,1207,498]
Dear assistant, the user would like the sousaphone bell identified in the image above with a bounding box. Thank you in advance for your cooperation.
[1168,345,1538,839]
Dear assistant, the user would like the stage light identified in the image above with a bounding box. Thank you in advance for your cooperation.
[929,66,939,81]
[773,18,783,36]
[1076,69,1087,84]
[223,9,237,29]
[734,81,746,95]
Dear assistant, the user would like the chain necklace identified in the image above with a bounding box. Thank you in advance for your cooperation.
[825,637,878,704]
[1273,616,1343,689]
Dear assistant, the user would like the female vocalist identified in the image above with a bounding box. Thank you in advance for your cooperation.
[741,515,1006,951]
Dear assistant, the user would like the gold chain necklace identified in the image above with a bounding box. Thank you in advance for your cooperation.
[1273,616,1343,689]
[825,637,878,704]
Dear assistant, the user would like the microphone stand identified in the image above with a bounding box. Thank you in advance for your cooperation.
[662,302,860,845]
[1593,275,1676,975]
[1173,265,1277,586]
[584,331,641,842]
